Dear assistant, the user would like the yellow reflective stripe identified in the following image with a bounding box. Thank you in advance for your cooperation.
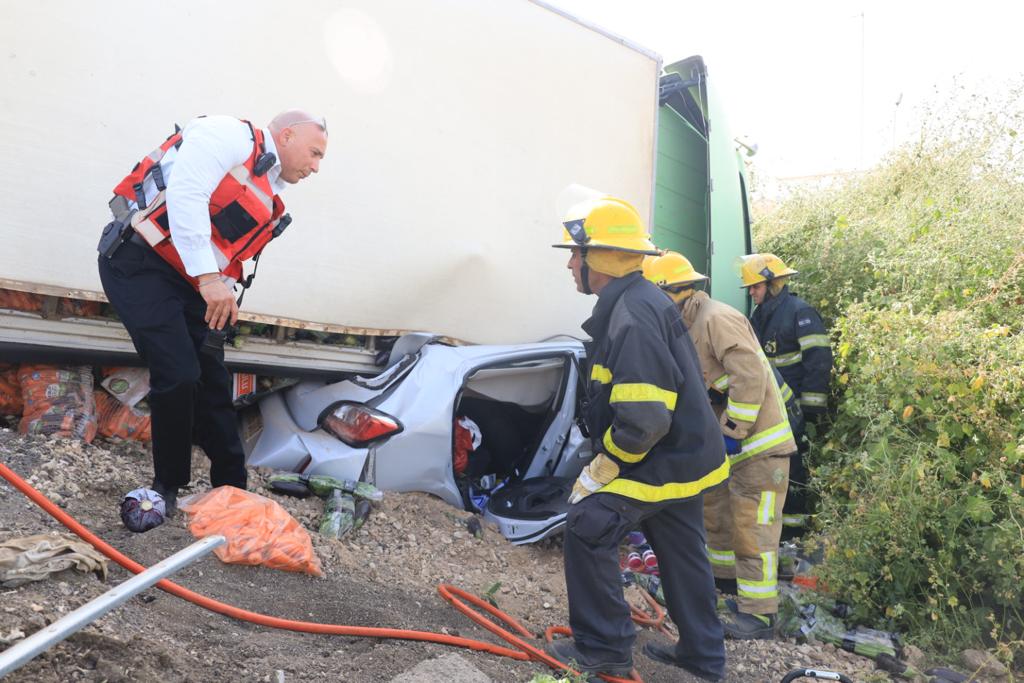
[726,398,759,422]
[798,334,830,349]
[609,383,678,411]
[737,585,778,599]
[712,374,730,392]
[800,392,828,407]
[729,422,794,466]
[757,491,776,525]
[783,514,810,528]
[737,551,778,599]
[599,459,730,502]
[740,421,793,455]
[603,428,647,464]
[771,351,802,368]
[707,547,736,566]
[762,355,792,429]
[591,364,612,384]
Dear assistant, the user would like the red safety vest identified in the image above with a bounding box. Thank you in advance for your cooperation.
[112,120,289,290]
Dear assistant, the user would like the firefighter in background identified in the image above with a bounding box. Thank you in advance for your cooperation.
[643,251,797,640]
[97,111,328,514]
[739,253,833,527]
[549,197,727,681]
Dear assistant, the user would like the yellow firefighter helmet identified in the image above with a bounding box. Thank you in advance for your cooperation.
[736,253,799,288]
[552,196,660,255]
[642,250,708,288]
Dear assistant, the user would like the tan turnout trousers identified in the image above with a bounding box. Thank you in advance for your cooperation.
[703,455,790,614]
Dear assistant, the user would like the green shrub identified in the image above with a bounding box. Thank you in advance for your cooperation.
[754,85,1024,659]
[814,305,1024,654]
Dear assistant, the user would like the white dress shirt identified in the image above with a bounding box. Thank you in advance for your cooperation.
[138,115,286,277]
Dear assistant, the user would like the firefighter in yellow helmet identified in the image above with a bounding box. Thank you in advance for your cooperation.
[644,251,797,640]
[738,253,832,529]
[549,197,727,680]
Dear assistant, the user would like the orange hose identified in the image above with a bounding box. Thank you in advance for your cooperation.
[0,462,650,681]
[629,591,675,638]
[438,585,642,683]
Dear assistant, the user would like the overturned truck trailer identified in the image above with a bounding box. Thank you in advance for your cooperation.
[1,2,755,542]
[0,1,750,378]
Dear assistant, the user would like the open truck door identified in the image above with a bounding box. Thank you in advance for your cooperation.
[655,56,753,314]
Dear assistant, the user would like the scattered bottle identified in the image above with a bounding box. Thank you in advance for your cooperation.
[625,551,645,572]
[641,547,658,571]
[319,489,356,539]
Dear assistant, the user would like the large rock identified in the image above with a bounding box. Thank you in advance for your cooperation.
[961,649,1008,680]
[389,654,491,683]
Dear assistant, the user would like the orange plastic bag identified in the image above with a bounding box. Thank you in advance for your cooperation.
[18,365,97,442]
[0,289,43,312]
[178,487,323,577]
[0,364,22,415]
[58,298,102,317]
[95,390,151,441]
[0,289,101,317]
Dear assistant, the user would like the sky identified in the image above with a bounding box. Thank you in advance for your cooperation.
[548,0,1022,185]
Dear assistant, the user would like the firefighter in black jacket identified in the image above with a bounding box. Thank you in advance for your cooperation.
[739,253,832,523]
[548,195,729,681]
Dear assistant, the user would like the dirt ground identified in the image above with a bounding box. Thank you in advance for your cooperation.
[0,427,941,682]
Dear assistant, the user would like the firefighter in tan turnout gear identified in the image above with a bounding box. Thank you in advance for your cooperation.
[643,250,797,640]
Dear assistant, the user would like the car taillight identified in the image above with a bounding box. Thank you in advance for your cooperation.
[320,402,402,447]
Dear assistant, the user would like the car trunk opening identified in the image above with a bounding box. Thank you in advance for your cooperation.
[451,356,574,514]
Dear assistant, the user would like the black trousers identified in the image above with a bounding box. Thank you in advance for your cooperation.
[783,423,810,516]
[98,241,247,490]
[563,491,725,677]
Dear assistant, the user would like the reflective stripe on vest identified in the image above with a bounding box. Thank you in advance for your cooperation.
[770,350,802,368]
[602,427,647,464]
[610,383,678,411]
[726,397,759,422]
[798,334,830,350]
[730,421,794,467]
[711,373,730,392]
[598,458,730,503]
[591,364,613,384]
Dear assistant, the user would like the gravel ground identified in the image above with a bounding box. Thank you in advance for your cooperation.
[0,426,994,682]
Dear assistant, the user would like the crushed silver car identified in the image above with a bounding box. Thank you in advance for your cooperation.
[242,333,592,544]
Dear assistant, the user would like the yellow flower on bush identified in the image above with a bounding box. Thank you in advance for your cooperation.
[902,405,915,420]
[982,325,1010,338]
[970,375,985,391]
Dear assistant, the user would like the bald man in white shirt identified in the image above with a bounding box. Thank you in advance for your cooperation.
[98,111,327,512]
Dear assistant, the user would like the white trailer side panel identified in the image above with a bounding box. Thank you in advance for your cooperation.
[0,0,659,345]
